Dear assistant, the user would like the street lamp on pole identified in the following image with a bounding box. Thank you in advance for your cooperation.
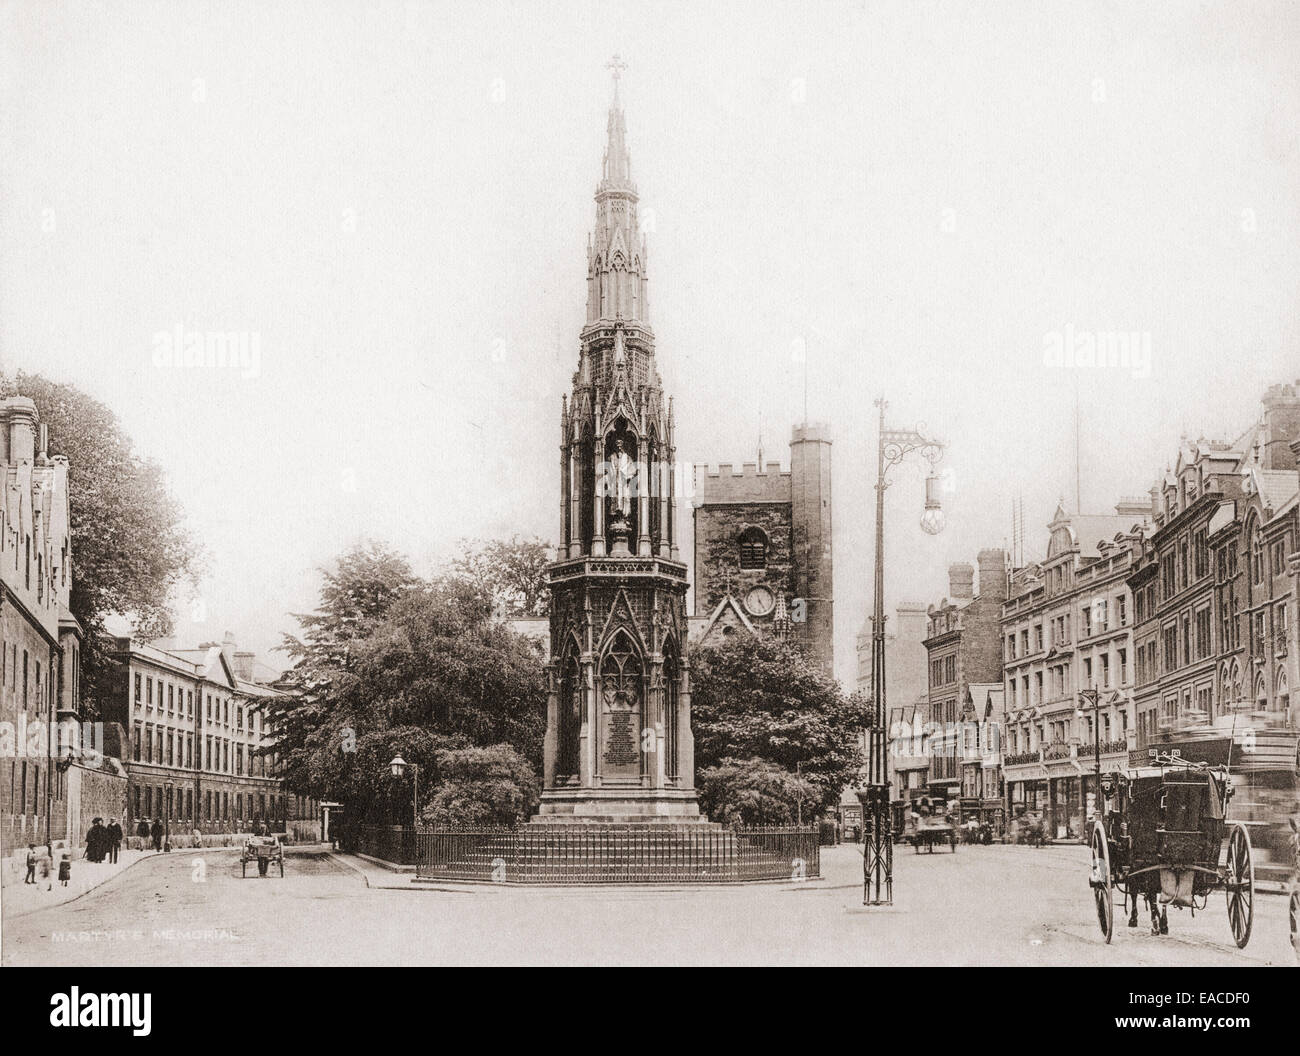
[389,755,420,829]
[1077,688,1101,820]
[860,397,946,906]
[164,779,173,852]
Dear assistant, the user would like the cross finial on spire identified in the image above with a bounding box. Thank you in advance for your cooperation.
[606,53,627,101]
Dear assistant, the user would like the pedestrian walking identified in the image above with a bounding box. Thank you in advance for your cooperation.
[106,818,123,863]
[150,819,163,852]
[24,844,37,884]
[86,818,106,863]
[136,817,149,842]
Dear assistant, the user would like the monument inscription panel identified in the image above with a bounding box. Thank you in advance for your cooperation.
[601,680,642,779]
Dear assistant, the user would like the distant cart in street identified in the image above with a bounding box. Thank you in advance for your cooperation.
[240,835,284,878]
[902,797,958,854]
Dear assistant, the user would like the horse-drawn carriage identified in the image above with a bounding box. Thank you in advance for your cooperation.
[240,834,284,878]
[1088,752,1253,947]
[902,797,958,854]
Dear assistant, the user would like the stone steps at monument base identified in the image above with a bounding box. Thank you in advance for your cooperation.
[419,827,815,883]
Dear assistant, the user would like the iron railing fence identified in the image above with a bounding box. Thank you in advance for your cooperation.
[354,825,418,865]
[415,824,820,884]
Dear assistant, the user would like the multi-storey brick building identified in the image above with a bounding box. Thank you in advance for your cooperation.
[1205,410,1298,727]
[1,395,134,881]
[0,396,77,871]
[1001,501,1148,839]
[691,423,834,676]
[1128,442,1246,747]
[922,550,1007,809]
[1124,382,1298,875]
[103,634,301,835]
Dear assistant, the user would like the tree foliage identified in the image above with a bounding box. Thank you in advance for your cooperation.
[450,535,550,617]
[0,371,202,713]
[420,744,540,826]
[268,539,547,833]
[689,634,868,817]
[697,758,818,825]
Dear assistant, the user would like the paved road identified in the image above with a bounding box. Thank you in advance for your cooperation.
[2,843,1294,966]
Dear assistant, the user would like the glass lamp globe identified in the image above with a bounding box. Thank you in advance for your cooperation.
[389,755,407,778]
[920,473,945,535]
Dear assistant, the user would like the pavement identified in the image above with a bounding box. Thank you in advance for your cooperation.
[2,848,167,918]
[1,841,1295,966]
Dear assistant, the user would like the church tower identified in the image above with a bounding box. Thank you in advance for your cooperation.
[539,60,699,819]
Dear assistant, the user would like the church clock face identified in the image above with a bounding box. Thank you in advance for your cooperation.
[744,585,775,617]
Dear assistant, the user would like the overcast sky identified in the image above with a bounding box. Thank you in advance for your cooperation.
[3,0,1298,686]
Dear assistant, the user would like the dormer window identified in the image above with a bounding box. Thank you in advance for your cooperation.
[738,526,767,570]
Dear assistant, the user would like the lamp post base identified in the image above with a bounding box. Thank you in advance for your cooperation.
[857,784,893,905]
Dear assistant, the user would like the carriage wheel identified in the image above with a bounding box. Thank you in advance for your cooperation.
[1224,823,1254,950]
[1089,820,1113,944]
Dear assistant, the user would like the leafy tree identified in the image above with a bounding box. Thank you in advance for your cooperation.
[689,634,869,817]
[697,758,818,825]
[420,744,540,826]
[267,541,421,797]
[450,535,551,616]
[268,540,547,828]
[0,371,202,713]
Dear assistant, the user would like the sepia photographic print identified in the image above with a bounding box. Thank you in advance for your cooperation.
[1,0,1298,1011]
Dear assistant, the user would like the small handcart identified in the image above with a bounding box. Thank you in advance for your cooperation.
[240,835,284,878]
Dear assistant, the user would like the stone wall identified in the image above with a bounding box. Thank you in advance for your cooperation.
[693,501,795,626]
[64,759,129,857]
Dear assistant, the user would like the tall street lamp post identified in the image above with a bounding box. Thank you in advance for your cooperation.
[860,397,946,906]
[390,754,420,821]
[164,779,173,851]
[1077,688,1101,820]
[390,755,421,865]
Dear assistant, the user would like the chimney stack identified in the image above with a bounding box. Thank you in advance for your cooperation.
[977,548,1008,601]
[1261,381,1300,471]
[948,562,974,601]
[2,396,38,463]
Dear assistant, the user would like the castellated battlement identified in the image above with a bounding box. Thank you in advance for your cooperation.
[693,461,792,505]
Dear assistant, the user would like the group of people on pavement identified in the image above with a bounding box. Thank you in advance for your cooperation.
[135,817,166,850]
[84,817,124,863]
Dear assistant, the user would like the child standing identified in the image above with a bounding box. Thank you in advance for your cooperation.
[24,844,37,884]
[58,852,71,887]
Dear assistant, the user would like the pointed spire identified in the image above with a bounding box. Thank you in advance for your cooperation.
[602,54,632,188]
[587,56,646,326]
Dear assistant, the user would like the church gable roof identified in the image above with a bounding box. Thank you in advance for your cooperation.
[692,593,758,647]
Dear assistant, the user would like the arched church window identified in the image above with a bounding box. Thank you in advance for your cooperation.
[738,526,767,570]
